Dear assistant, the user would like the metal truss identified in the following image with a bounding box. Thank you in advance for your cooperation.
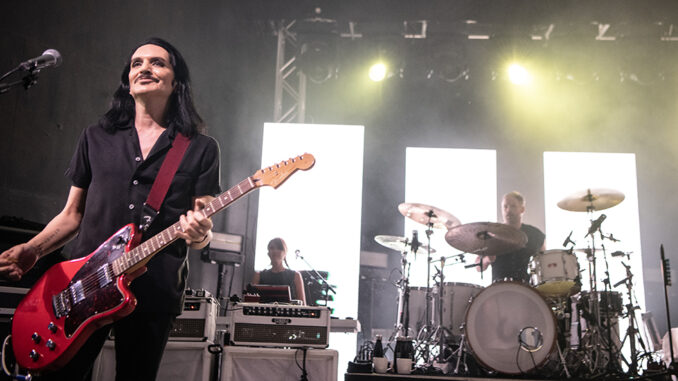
[273,20,306,123]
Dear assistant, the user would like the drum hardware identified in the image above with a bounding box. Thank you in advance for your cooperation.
[613,257,648,375]
[374,233,419,340]
[398,203,460,368]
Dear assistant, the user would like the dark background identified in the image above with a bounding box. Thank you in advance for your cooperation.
[1,0,678,344]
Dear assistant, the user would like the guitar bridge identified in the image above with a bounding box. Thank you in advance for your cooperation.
[52,289,72,318]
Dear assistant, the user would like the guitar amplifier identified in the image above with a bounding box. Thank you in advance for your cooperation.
[168,290,217,342]
[228,303,330,348]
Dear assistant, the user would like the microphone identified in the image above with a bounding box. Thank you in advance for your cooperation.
[411,230,420,254]
[295,249,302,259]
[465,262,482,269]
[611,251,626,257]
[19,49,63,71]
[585,214,607,238]
[562,230,574,248]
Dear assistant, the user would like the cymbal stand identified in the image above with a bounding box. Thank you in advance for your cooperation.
[391,248,412,340]
[582,224,606,374]
[436,257,446,365]
[598,240,624,374]
[614,255,646,376]
[421,211,435,365]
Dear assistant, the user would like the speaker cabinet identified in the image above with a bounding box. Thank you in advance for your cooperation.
[92,340,213,381]
[221,346,338,381]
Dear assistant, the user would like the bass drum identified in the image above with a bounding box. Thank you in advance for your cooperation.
[465,281,557,374]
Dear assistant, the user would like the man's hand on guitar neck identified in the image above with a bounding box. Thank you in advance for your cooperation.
[0,243,40,281]
[178,195,214,250]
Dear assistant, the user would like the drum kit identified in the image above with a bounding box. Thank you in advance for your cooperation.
[375,188,651,378]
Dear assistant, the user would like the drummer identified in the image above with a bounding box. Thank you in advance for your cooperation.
[477,191,545,282]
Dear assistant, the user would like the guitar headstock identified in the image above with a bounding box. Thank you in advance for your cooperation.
[252,153,315,189]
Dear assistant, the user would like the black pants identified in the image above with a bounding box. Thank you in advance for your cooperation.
[36,308,176,381]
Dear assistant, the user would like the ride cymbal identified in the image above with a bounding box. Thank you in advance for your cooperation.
[445,222,527,256]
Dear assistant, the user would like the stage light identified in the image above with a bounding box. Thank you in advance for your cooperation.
[298,39,336,84]
[369,62,387,82]
[507,63,533,85]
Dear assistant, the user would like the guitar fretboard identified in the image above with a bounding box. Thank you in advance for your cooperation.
[111,177,256,276]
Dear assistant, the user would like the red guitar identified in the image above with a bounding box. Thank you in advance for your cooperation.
[11,153,315,373]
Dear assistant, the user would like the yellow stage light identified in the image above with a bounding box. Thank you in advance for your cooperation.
[369,62,387,82]
[507,63,533,85]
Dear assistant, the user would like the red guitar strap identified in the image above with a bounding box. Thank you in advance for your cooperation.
[140,133,191,232]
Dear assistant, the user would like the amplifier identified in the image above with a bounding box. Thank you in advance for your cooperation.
[228,303,330,348]
[168,292,217,342]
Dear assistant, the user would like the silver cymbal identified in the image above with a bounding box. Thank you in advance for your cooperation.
[374,235,436,254]
[445,222,527,256]
[398,203,461,230]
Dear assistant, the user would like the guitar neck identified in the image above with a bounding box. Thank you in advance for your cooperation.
[111,177,257,276]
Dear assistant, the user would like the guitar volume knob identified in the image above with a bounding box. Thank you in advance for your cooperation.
[31,332,41,343]
[29,349,40,361]
[46,339,56,350]
[48,322,57,333]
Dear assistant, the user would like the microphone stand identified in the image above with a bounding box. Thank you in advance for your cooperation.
[296,251,336,306]
[0,66,40,95]
[661,245,677,376]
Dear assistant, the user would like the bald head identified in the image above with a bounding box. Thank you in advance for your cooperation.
[502,191,525,228]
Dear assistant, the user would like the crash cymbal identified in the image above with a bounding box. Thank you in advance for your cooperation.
[557,188,625,212]
[374,235,436,254]
[398,203,461,229]
[444,222,527,256]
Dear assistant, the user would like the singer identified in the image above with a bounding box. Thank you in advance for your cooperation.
[252,238,307,305]
[0,38,220,380]
[476,191,546,282]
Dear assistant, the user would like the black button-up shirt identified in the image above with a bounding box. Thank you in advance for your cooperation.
[66,123,221,314]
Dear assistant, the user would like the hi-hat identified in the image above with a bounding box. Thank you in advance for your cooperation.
[445,222,527,256]
[557,188,625,212]
[398,203,461,230]
[374,235,436,254]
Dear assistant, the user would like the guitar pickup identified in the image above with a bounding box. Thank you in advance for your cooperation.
[97,264,114,288]
[69,281,85,305]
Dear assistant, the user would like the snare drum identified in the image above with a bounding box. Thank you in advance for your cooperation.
[530,250,580,297]
[465,281,556,374]
[439,282,483,336]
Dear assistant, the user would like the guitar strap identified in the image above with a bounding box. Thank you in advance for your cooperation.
[139,133,191,232]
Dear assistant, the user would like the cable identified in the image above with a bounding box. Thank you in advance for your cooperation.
[1,335,15,377]
[294,347,309,381]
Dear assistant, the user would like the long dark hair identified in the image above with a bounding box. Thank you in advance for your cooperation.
[100,37,203,137]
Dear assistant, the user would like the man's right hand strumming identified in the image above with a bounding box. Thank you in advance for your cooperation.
[0,243,40,281]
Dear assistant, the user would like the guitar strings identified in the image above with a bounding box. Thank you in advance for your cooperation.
[62,186,243,301]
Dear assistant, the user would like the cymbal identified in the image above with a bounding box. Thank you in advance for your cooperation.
[374,235,436,254]
[398,203,461,230]
[557,188,625,212]
[444,222,527,256]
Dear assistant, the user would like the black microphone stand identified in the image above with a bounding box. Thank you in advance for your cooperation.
[0,65,40,95]
[661,245,677,376]
[296,251,336,306]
